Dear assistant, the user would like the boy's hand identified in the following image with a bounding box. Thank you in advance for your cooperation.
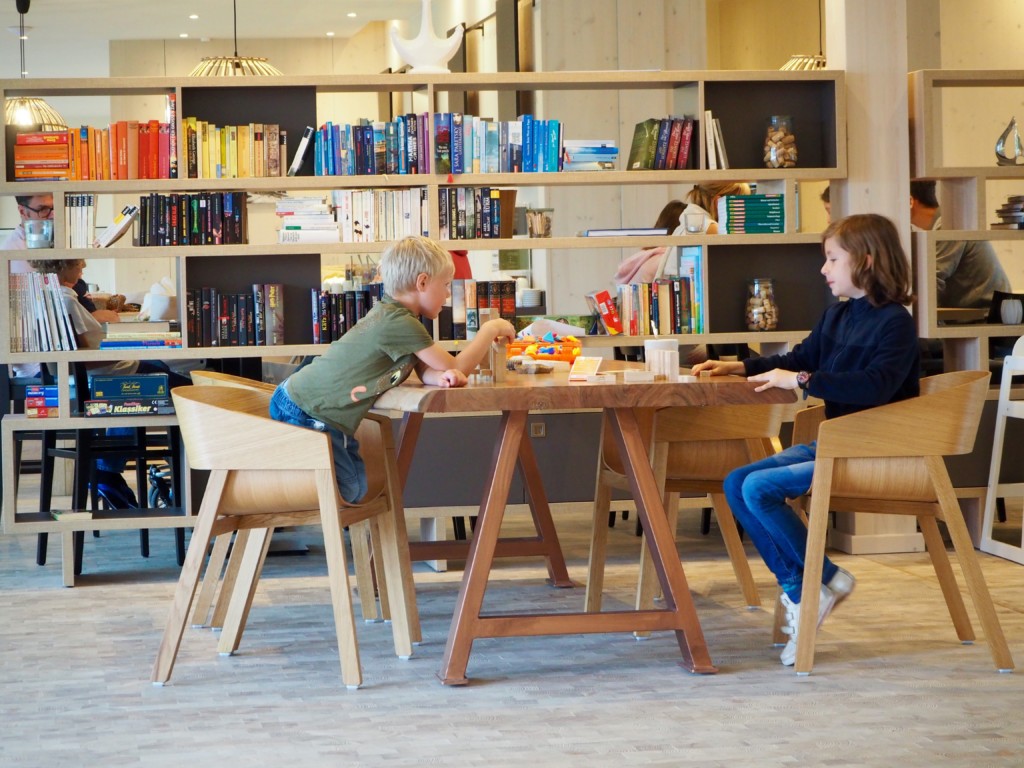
[485,318,516,344]
[691,359,745,376]
[436,368,468,388]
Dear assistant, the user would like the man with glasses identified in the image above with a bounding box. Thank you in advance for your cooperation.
[4,193,54,272]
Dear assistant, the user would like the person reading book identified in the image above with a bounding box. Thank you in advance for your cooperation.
[691,213,920,667]
[31,258,191,508]
[270,235,516,503]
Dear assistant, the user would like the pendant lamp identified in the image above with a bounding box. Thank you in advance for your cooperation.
[780,0,826,71]
[189,0,283,77]
[3,0,69,131]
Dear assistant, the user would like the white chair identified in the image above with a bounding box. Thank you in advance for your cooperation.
[981,335,1024,564]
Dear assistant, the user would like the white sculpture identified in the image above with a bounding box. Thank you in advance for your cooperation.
[390,0,464,74]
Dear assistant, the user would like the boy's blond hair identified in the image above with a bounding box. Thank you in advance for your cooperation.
[379,235,454,295]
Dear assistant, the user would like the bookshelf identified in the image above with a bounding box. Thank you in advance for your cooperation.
[1,70,846,559]
[909,69,1024,371]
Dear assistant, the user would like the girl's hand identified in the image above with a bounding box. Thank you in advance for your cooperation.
[747,368,799,392]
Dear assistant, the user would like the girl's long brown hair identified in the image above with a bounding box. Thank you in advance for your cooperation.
[822,213,913,306]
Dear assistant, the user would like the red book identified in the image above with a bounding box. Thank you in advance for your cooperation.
[137,123,150,179]
[113,121,128,180]
[586,289,623,335]
[148,119,160,179]
[126,120,139,179]
[676,118,695,170]
[158,123,170,179]
[16,131,69,145]
[78,127,91,181]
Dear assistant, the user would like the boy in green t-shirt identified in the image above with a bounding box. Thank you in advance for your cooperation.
[270,235,515,502]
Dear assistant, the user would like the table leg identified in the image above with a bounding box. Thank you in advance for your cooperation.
[395,412,424,491]
[517,433,573,588]
[437,409,526,685]
[607,407,717,674]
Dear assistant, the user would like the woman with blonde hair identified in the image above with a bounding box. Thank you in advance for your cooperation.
[682,181,752,234]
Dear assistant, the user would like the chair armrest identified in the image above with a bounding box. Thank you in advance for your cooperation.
[791,405,825,446]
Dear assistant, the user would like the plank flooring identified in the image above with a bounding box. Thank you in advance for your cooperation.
[2,490,1023,767]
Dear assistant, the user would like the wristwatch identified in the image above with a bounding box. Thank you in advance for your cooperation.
[796,370,812,398]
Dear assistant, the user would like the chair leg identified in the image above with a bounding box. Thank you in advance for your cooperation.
[371,505,414,660]
[929,456,1015,672]
[918,514,974,642]
[36,533,49,567]
[316,469,363,688]
[711,493,761,608]
[37,430,58,566]
[210,529,252,630]
[191,532,232,627]
[175,528,186,566]
[369,518,392,620]
[217,527,273,655]
[794,458,835,675]
[351,520,380,622]
[140,530,150,558]
[584,475,614,613]
[151,470,227,684]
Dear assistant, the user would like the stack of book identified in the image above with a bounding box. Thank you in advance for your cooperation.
[64,193,96,248]
[275,196,338,244]
[437,187,516,240]
[992,195,1024,229]
[331,188,429,242]
[185,283,285,347]
[562,139,619,171]
[99,320,181,350]
[13,131,71,181]
[135,191,247,246]
[626,116,696,171]
[183,117,283,179]
[311,283,386,343]
[716,194,785,234]
[85,373,175,417]
[9,272,78,353]
[25,385,59,419]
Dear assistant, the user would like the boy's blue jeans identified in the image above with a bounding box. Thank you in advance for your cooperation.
[723,441,839,603]
[269,381,367,504]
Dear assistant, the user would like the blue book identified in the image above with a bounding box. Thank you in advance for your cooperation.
[520,114,535,172]
[451,113,464,174]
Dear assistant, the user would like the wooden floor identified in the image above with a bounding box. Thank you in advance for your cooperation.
[2,487,1023,766]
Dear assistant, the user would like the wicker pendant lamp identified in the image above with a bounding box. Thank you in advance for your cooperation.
[188,0,284,77]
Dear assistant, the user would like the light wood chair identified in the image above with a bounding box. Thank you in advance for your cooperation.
[981,336,1024,565]
[187,370,417,637]
[151,385,415,688]
[586,403,787,616]
[792,369,1014,674]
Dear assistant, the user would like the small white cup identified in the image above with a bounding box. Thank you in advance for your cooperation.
[684,212,704,234]
[25,219,54,249]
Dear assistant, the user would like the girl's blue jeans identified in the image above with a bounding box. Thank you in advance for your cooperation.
[723,441,838,603]
[269,381,367,504]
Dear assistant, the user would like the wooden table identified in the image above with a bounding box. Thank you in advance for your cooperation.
[376,369,794,685]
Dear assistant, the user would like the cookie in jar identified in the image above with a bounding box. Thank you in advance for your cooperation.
[745,278,778,331]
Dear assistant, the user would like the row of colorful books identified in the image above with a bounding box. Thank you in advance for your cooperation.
[183,118,288,179]
[715,194,785,233]
[329,189,430,244]
[9,272,78,354]
[438,187,516,240]
[626,116,698,171]
[64,193,96,249]
[311,284,386,343]
[135,192,249,247]
[432,279,517,341]
[12,99,178,181]
[615,276,696,337]
[183,284,284,347]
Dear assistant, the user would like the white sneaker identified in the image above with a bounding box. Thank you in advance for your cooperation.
[827,567,856,603]
[779,584,839,666]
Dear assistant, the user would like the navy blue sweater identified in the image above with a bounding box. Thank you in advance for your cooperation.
[743,297,919,419]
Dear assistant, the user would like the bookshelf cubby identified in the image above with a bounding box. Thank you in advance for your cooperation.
[909,69,1024,370]
[2,70,846,559]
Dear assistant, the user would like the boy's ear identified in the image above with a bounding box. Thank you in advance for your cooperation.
[414,272,431,291]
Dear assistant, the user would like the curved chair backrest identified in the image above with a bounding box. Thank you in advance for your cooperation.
[601,403,786,482]
[190,369,277,393]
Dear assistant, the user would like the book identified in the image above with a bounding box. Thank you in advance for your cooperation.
[90,373,169,399]
[264,283,285,345]
[94,204,139,247]
[287,126,315,176]
[713,117,729,169]
[579,227,669,237]
[585,289,623,335]
[103,320,173,333]
[704,109,717,170]
[84,398,176,416]
[626,118,659,170]
[568,356,603,381]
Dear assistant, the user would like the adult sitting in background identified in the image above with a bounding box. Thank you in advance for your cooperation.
[613,200,685,285]
[680,181,752,234]
[911,180,1010,309]
[31,258,191,508]
[3,193,53,263]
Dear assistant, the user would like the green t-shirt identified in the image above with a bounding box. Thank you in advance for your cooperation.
[286,295,433,435]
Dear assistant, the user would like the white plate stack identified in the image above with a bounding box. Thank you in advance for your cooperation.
[518,289,543,308]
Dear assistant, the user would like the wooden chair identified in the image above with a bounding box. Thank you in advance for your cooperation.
[586,403,787,616]
[981,336,1024,564]
[792,370,1014,674]
[151,385,415,688]
[186,370,418,638]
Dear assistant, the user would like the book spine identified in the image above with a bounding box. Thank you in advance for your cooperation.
[264,283,285,345]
